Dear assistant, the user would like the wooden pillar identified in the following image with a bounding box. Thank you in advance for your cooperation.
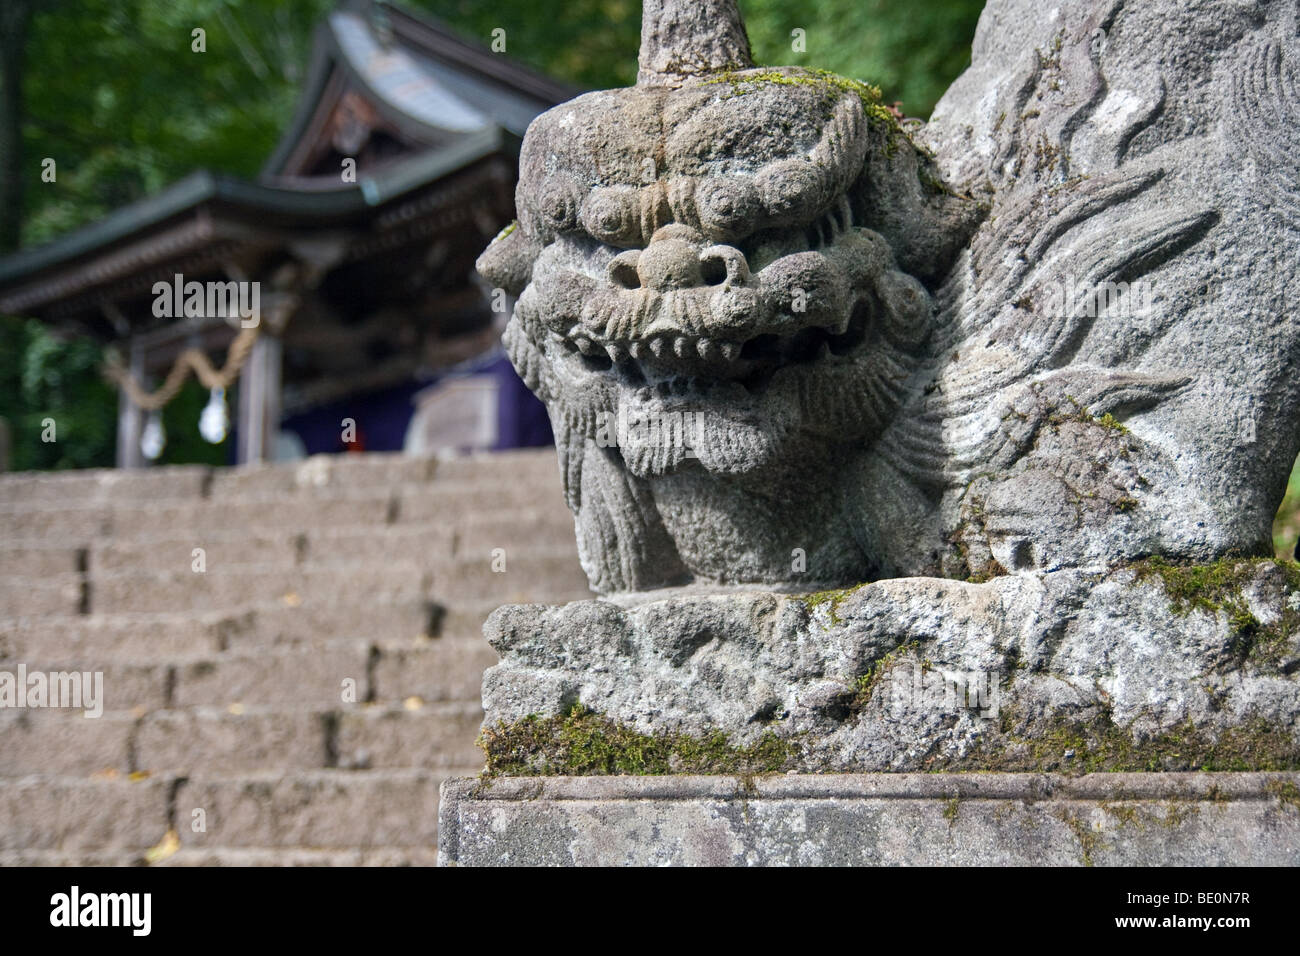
[236,334,281,465]
[115,341,146,469]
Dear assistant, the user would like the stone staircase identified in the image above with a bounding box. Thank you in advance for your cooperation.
[0,449,588,865]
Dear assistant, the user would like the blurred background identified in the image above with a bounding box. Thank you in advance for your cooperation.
[0,0,984,468]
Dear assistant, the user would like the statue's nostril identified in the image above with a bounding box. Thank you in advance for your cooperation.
[700,254,728,286]
[636,239,703,291]
[608,251,642,290]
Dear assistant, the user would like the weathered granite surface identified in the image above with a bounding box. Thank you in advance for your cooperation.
[482,561,1300,771]
[439,773,1300,866]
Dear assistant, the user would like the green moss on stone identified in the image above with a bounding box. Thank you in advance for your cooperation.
[1129,556,1300,670]
[955,707,1300,774]
[798,583,868,626]
[942,795,960,826]
[1267,778,1300,811]
[853,640,923,709]
[701,67,904,135]
[478,704,799,777]
[1055,808,1105,866]
[1050,396,1130,434]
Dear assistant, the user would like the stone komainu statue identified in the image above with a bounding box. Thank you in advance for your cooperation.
[479,0,1300,595]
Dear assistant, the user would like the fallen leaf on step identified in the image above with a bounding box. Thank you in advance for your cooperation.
[143,829,180,865]
[403,696,423,711]
[282,591,302,607]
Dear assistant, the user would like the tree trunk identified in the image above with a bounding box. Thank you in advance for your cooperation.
[0,1,35,253]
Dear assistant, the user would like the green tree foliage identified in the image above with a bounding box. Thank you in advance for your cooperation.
[0,316,116,470]
[742,0,985,118]
[4,0,985,470]
[416,0,984,118]
[22,0,334,247]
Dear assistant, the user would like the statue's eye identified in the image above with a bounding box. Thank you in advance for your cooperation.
[756,158,829,227]
[535,176,582,234]
[695,178,760,241]
[581,187,641,248]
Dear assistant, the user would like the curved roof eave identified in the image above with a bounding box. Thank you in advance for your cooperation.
[0,127,509,291]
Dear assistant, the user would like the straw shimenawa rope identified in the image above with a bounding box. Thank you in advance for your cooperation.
[103,324,260,411]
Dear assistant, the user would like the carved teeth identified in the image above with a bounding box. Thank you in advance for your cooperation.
[606,342,627,362]
[629,340,645,359]
[697,338,716,360]
[719,342,740,362]
[673,336,690,358]
[573,336,595,355]
[649,337,667,358]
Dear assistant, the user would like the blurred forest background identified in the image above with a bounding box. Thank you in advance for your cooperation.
[1,0,1297,555]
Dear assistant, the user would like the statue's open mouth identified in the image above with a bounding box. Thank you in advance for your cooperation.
[562,297,872,395]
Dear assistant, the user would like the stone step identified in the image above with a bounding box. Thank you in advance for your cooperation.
[336,701,483,770]
[0,553,585,617]
[78,511,572,577]
[0,642,377,712]
[0,847,440,866]
[309,511,573,566]
[156,847,442,866]
[107,494,399,539]
[425,447,561,485]
[0,850,146,866]
[0,479,568,543]
[161,634,497,707]
[431,553,589,604]
[395,480,566,523]
[1,610,233,662]
[0,774,175,852]
[0,660,171,712]
[174,769,467,849]
[214,600,491,649]
[0,573,84,617]
[2,635,497,713]
[204,449,557,499]
[91,533,302,575]
[133,701,483,775]
[206,453,438,498]
[371,636,500,703]
[0,710,137,777]
[0,701,484,779]
[0,544,83,577]
[86,563,431,615]
[0,449,559,510]
[0,768,474,853]
[0,506,111,541]
[170,641,372,709]
[0,465,210,507]
[0,598,499,662]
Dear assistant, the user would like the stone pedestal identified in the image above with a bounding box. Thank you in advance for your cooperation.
[438,772,1300,866]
